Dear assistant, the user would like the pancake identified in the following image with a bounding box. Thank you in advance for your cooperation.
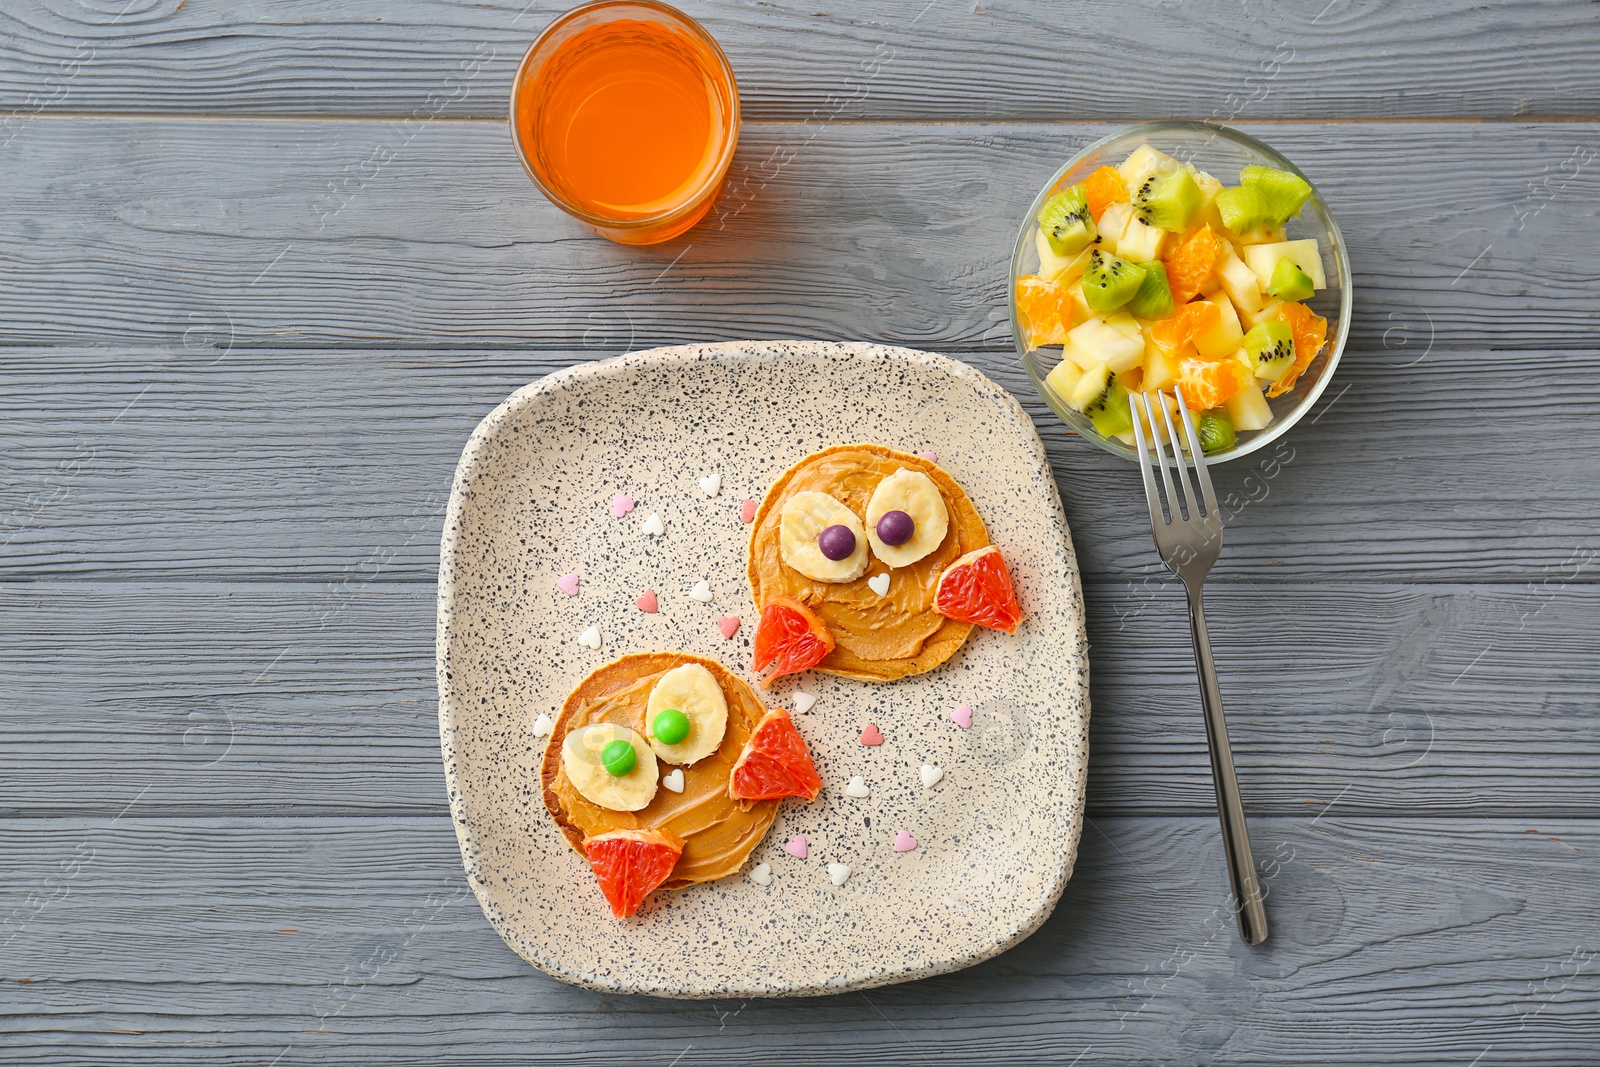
[542,652,780,888]
[748,444,989,682]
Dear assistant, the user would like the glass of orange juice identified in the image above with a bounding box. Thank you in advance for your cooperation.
[510,0,740,245]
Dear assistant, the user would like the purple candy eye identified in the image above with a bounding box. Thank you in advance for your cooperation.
[876,510,915,547]
[817,524,857,561]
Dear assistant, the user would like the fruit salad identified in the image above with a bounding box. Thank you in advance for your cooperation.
[1015,144,1331,453]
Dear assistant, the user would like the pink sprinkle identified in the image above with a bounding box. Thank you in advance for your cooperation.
[718,615,741,640]
[784,834,808,859]
[635,590,658,613]
[740,499,758,524]
[556,573,580,596]
[917,451,939,463]
[893,830,919,852]
[859,723,884,746]
[951,705,973,729]
[611,493,635,518]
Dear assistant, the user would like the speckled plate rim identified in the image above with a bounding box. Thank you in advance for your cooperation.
[436,341,1090,998]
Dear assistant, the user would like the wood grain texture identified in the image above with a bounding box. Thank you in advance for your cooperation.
[3,815,1596,1064]
[0,119,1597,351]
[2,0,1597,121]
[4,347,1599,583]
[2,579,1595,819]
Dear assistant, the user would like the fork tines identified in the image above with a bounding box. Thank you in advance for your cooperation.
[1129,390,1219,532]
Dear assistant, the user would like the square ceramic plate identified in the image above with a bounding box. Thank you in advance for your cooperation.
[437,341,1090,998]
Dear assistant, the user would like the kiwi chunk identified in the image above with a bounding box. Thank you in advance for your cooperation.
[1215,185,1271,234]
[1083,249,1144,313]
[1266,257,1315,301]
[1240,165,1313,225]
[1128,261,1176,320]
[1083,376,1134,437]
[1037,185,1096,256]
[1196,410,1236,455]
[1243,320,1296,382]
[1132,168,1202,231]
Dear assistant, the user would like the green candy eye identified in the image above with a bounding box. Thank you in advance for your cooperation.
[652,708,690,746]
[600,739,637,777]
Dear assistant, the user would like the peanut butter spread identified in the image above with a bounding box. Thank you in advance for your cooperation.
[542,652,779,888]
[748,444,989,681]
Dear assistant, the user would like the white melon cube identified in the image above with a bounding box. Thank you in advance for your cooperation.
[1243,239,1326,290]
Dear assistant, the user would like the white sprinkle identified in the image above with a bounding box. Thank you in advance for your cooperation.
[688,579,714,603]
[920,764,944,788]
[867,573,891,597]
[844,775,870,798]
[531,713,554,738]
[792,691,816,714]
[662,768,685,793]
[749,862,773,886]
[827,863,851,887]
[641,512,664,537]
[577,625,601,650]
[699,471,722,497]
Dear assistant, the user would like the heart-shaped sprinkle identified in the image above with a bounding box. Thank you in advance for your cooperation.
[612,493,635,517]
[917,450,939,463]
[792,691,816,714]
[700,471,721,497]
[740,499,758,523]
[893,830,919,852]
[920,764,944,788]
[531,713,554,738]
[859,724,884,746]
[662,768,685,793]
[641,512,664,537]
[718,615,740,639]
[688,579,713,603]
[556,572,580,596]
[867,573,891,596]
[951,705,973,729]
[635,590,658,613]
[784,834,808,859]
[844,775,870,798]
[749,862,773,886]
[828,863,851,886]
[577,625,601,650]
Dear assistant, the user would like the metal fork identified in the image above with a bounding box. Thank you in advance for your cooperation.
[1129,390,1268,945]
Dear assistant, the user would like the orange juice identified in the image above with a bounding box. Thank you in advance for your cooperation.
[512,2,739,244]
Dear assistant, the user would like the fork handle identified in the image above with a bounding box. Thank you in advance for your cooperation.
[1185,587,1269,945]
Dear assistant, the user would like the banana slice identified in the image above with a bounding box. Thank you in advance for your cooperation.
[645,662,728,765]
[562,723,658,812]
[779,491,870,583]
[864,468,949,568]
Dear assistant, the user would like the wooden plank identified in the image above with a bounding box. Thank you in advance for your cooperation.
[4,347,1599,583]
[2,1,1597,121]
[0,119,1597,351]
[3,580,1595,819]
[3,815,1596,1064]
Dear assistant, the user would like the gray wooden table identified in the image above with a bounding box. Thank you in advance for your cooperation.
[4,1,1599,1063]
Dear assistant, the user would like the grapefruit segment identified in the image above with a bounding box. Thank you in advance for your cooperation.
[729,708,823,802]
[934,545,1024,634]
[752,595,835,687]
[583,828,684,919]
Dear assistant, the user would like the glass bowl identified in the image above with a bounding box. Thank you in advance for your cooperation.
[1010,122,1352,464]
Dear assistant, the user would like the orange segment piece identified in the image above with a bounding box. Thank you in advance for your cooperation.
[1163,225,1224,305]
[1084,165,1129,220]
[1150,299,1220,351]
[752,595,835,687]
[1266,301,1329,397]
[1176,358,1242,411]
[729,708,823,802]
[584,828,684,919]
[1014,275,1076,348]
[934,545,1023,634]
